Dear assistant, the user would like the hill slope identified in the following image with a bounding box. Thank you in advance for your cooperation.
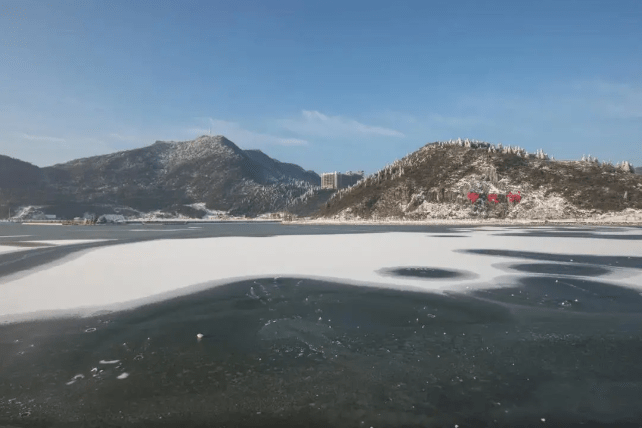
[1,136,321,218]
[314,140,641,221]
[0,155,51,217]
[243,149,320,185]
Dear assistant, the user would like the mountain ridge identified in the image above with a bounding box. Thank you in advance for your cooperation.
[0,135,322,219]
[2,136,639,221]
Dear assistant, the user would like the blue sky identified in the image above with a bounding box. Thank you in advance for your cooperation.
[1,0,640,174]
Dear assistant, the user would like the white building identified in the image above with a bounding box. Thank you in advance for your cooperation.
[321,171,364,190]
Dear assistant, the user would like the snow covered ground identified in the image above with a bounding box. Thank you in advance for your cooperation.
[184,202,229,218]
[0,246,33,255]
[288,209,642,225]
[0,228,640,323]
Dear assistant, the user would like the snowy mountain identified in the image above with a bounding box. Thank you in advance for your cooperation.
[0,136,321,219]
[313,139,641,221]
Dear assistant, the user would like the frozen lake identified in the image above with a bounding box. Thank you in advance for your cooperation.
[0,223,641,427]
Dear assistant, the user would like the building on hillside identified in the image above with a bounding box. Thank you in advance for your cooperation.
[321,171,364,190]
[97,214,126,224]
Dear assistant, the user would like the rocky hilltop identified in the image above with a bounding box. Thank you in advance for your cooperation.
[0,136,321,219]
[313,139,641,221]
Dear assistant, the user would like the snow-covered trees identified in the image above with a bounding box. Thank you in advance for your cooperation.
[535,148,549,160]
[497,145,527,157]
[581,154,599,164]
[577,155,634,173]
[616,161,635,173]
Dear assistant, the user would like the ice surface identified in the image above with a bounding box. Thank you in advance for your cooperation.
[0,239,113,254]
[24,239,114,245]
[0,230,641,322]
[129,229,186,232]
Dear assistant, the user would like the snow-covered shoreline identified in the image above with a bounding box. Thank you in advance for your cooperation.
[285,219,642,226]
[284,209,642,226]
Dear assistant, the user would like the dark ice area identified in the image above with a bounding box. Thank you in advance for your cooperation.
[507,262,611,276]
[474,276,642,313]
[2,275,642,427]
[458,248,642,270]
[492,230,642,240]
[378,267,468,279]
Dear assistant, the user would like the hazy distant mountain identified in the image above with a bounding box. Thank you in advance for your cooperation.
[0,155,44,189]
[635,166,642,175]
[0,155,51,217]
[314,139,641,221]
[0,136,321,218]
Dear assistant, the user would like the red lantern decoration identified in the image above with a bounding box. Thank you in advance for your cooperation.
[467,192,480,204]
[507,191,522,203]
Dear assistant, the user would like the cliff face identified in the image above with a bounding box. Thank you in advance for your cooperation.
[0,135,321,218]
[314,140,641,221]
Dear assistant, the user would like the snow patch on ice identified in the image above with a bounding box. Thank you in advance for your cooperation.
[1,229,641,323]
[0,239,113,254]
